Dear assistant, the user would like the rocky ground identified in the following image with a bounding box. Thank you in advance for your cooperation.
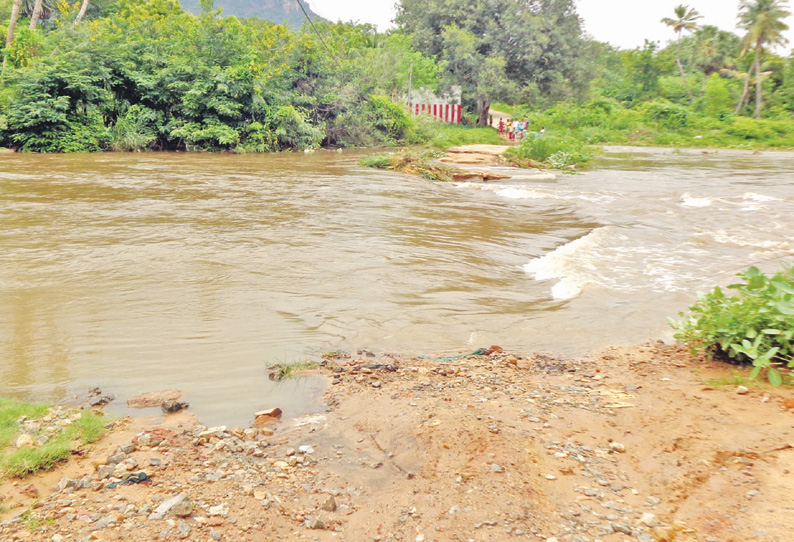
[1,343,793,542]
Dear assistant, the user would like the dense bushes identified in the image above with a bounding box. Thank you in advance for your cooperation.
[671,266,794,385]
[505,134,591,169]
[0,0,440,153]
[496,96,794,151]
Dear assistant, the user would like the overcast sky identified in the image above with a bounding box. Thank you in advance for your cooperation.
[306,0,794,52]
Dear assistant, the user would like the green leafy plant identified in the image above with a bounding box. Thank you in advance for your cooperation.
[505,134,592,168]
[670,265,794,385]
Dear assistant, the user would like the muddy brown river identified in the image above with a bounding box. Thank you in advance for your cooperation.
[1,148,792,425]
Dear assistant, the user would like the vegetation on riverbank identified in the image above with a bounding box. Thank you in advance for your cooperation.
[1,0,792,153]
[360,149,456,182]
[494,98,794,150]
[0,398,106,478]
[671,265,794,385]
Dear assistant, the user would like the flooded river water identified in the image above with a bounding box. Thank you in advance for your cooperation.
[1,148,792,425]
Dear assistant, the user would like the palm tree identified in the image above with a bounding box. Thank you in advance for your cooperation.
[661,4,702,104]
[24,0,56,28]
[2,0,22,73]
[737,0,791,117]
[73,0,90,27]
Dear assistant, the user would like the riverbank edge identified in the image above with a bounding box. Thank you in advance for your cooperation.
[2,342,793,541]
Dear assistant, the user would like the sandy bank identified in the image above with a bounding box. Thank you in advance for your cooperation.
[2,344,793,542]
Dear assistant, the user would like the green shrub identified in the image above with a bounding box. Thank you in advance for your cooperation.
[725,117,775,140]
[640,100,691,128]
[109,105,160,152]
[506,134,591,168]
[424,124,504,148]
[670,265,794,385]
[359,149,454,181]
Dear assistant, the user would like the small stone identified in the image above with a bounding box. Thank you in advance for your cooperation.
[177,520,191,539]
[639,512,658,527]
[137,434,152,447]
[609,442,626,453]
[209,503,228,517]
[746,490,759,498]
[736,386,749,395]
[58,477,79,492]
[209,528,222,541]
[306,517,325,530]
[322,495,337,512]
[15,434,34,448]
[545,475,557,480]
[119,443,135,454]
[372,380,382,388]
[612,523,633,535]
[488,464,503,473]
[149,457,162,467]
[52,535,65,542]
[171,498,193,517]
[149,494,189,520]
[298,445,314,454]
[127,389,183,408]
[107,452,127,465]
[97,465,115,479]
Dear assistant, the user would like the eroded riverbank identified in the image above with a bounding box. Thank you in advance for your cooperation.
[2,344,793,542]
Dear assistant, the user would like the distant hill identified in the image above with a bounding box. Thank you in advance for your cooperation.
[180,0,323,28]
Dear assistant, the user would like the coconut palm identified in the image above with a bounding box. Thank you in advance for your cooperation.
[661,4,702,104]
[737,0,791,117]
[24,0,57,28]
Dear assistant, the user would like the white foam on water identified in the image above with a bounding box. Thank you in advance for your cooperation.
[681,193,714,207]
[495,187,546,200]
[742,192,781,202]
[458,182,615,203]
[523,227,713,301]
[523,228,614,300]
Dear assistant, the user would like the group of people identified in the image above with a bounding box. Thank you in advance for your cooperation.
[496,117,545,141]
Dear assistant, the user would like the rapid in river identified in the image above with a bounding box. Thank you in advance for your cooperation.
[1,147,792,425]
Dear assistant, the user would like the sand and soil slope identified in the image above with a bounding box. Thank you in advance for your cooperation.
[2,345,793,542]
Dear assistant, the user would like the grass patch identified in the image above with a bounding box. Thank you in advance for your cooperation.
[0,400,107,478]
[0,398,49,449]
[360,149,457,182]
[424,125,505,149]
[267,360,321,381]
[505,134,593,169]
[703,371,751,388]
[21,510,55,530]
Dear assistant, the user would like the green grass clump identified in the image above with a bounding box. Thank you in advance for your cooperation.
[0,399,49,449]
[670,265,794,386]
[360,149,457,182]
[268,360,321,381]
[505,134,592,169]
[0,402,107,478]
[424,125,505,149]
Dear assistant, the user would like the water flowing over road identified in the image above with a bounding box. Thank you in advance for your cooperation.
[1,148,792,425]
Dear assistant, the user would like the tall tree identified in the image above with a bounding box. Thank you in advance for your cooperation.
[28,0,44,29]
[5,0,23,47]
[73,0,90,27]
[396,0,590,123]
[661,4,702,104]
[736,0,791,117]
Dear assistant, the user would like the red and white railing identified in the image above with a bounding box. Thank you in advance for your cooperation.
[413,103,463,124]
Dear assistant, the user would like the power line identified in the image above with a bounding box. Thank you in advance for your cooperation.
[294,0,343,70]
